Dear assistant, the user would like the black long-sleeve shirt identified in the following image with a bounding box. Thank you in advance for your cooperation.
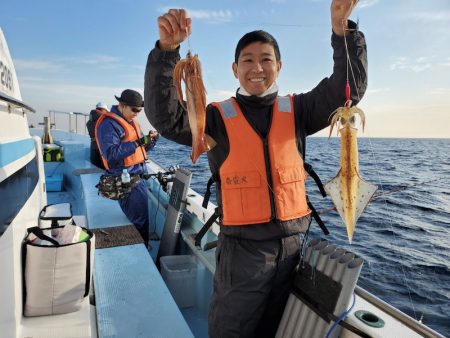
[144,21,367,240]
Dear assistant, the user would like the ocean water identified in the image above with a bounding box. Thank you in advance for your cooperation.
[151,137,450,337]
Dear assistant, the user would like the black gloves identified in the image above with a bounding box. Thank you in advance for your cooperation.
[136,135,151,146]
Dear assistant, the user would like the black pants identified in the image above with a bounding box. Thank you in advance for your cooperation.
[208,233,300,338]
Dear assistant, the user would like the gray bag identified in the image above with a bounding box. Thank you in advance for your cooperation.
[22,221,95,316]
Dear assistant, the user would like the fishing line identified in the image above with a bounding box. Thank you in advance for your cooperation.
[340,14,422,321]
[231,22,325,29]
[365,145,421,320]
[185,27,192,52]
[315,176,448,215]
[372,177,446,199]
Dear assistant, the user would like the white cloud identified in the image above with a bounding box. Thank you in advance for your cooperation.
[159,7,238,23]
[15,54,120,73]
[367,87,391,94]
[74,55,119,65]
[206,89,235,103]
[390,56,435,73]
[429,87,450,95]
[357,0,379,9]
[21,80,122,101]
[439,58,450,67]
[14,59,63,72]
[188,9,237,22]
[20,78,130,115]
[406,11,450,23]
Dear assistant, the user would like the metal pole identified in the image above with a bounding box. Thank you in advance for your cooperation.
[157,168,192,261]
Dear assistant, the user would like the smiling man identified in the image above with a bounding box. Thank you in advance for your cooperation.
[145,1,366,336]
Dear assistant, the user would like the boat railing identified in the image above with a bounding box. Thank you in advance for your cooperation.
[355,285,445,338]
[48,110,89,135]
[0,91,35,113]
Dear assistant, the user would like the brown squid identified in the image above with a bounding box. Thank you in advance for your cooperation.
[324,101,378,243]
[173,52,215,163]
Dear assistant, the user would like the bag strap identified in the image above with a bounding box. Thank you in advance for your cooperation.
[84,238,92,297]
[26,226,60,246]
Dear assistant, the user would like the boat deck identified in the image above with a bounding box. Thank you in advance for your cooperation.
[43,137,195,338]
[37,131,446,338]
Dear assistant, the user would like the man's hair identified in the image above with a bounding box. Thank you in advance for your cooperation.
[234,30,281,63]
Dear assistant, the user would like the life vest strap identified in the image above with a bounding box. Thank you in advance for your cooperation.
[194,207,220,247]
[303,162,329,235]
[304,162,327,197]
[307,200,329,235]
[202,176,216,208]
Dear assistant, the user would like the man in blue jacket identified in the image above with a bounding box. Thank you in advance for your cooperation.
[96,89,158,245]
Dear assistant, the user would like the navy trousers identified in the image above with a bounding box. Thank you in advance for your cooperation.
[118,180,149,244]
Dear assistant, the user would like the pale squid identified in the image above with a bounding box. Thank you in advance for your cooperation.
[173,52,216,163]
[324,101,378,243]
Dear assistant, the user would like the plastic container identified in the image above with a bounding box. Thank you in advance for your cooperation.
[45,173,63,191]
[121,169,131,184]
[160,255,197,308]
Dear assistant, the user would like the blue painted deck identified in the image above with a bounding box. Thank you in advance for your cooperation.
[78,174,193,338]
[45,136,194,338]
[79,172,130,228]
[94,245,193,338]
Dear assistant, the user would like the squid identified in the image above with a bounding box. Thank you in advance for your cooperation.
[324,101,378,243]
[173,52,216,163]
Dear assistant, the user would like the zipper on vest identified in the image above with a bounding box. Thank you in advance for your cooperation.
[263,138,277,220]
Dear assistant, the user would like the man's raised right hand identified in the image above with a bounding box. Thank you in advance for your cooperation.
[157,9,192,51]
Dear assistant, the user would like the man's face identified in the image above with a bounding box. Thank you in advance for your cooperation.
[122,105,142,121]
[232,41,282,96]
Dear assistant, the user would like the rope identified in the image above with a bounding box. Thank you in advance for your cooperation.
[325,292,356,338]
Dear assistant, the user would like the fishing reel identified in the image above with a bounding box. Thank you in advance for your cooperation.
[145,165,179,192]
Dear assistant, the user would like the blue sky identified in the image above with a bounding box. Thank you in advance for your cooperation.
[2,0,450,137]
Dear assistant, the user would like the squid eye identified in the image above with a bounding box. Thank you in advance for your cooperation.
[349,116,356,123]
[340,117,347,124]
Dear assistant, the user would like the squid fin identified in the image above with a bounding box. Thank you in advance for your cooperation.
[324,172,377,244]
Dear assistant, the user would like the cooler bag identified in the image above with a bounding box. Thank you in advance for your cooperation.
[22,204,95,317]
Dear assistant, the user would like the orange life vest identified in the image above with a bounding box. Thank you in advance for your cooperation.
[212,96,311,225]
[95,111,147,170]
